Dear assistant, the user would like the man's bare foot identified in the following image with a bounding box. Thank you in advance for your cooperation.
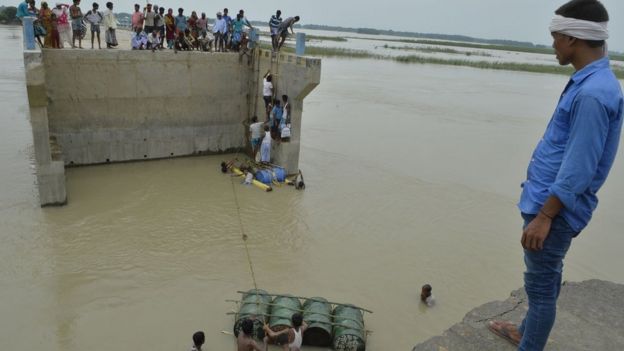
[488,320,521,346]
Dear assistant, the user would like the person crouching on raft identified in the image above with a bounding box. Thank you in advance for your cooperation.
[263,312,308,351]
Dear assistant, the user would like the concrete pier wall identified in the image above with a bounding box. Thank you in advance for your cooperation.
[24,49,321,206]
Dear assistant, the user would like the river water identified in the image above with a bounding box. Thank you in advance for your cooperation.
[1,25,624,350]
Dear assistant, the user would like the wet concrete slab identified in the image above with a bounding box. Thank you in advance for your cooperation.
[412,280,624,351]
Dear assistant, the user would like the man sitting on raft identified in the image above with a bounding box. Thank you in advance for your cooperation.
[263,312,308,351]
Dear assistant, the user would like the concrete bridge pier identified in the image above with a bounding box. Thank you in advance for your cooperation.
[24,50,67,206]
[251,50,321,174]
[23,47,320,206]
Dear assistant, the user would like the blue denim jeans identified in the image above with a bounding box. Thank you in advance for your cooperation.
[518,213,578,351]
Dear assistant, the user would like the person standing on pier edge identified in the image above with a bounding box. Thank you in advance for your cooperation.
[488,1,623,350]
[69,0,83,48]
[131,3,143,31]
[102,1,117,48]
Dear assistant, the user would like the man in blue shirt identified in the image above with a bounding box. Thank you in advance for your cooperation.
[489,1,623,350]
[16,0,35,19]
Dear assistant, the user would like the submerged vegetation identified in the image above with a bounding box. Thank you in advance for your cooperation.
[356,37,624,62]
[382,44,492,57]
[306,35,348,42]
[263,44,624,79]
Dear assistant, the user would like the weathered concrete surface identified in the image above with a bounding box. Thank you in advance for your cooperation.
[24,50,67,206]
[41,49,320,171]
[412,280,624,351]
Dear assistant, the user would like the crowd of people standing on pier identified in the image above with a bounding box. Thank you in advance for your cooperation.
[16,0,301,52]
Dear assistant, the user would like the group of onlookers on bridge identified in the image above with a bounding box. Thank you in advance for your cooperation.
[16,0,300,52]
[17,0,118,49]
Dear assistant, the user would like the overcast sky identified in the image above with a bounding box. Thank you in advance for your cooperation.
[4,0,623,51]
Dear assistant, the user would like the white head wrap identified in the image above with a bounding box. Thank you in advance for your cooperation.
[549,15,609,40]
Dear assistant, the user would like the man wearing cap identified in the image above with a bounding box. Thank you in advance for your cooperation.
[212,11,226,52]
[488,1,623,350]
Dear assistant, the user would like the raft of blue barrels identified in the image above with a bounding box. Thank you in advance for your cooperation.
[232,289,368,351]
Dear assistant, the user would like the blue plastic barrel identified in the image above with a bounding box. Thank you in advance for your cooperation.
[256,170,273,185]
[272,167,286,182]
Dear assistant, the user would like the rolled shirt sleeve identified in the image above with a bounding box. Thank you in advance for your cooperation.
[549,95,609,211]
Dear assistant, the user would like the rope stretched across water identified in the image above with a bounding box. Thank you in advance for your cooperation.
[229,174,260,293]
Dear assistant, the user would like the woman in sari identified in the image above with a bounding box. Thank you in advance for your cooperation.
[39,2,53,47]
[164,8,175,49]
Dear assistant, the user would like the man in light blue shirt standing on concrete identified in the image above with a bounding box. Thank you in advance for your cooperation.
[489,1,623,350]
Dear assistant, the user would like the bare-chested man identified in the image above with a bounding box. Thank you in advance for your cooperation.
[237,318,264,351]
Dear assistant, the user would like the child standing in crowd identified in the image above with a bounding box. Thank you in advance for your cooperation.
[50,12,60,48]
[84,2,103,49]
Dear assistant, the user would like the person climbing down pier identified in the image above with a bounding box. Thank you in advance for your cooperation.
[262,72,274,120]
[270,100,283,139]
[277,15,299,51]
[269,10,282,51]
[263,312,308,351]
[247,116,264,156]
[237,319,265,351]
[260,125,271,163]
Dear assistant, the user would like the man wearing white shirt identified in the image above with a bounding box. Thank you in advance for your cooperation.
[212,12,226,52]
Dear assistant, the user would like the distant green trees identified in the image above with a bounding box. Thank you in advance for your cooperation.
[0,6,19,24]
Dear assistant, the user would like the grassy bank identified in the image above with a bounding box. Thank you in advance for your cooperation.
[355,37,624,62]
[306,35,347,42]
[382,44,492,57]
[392,54,623,78]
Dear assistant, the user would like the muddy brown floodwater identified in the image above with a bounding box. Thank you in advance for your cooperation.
[1,25,623,350]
